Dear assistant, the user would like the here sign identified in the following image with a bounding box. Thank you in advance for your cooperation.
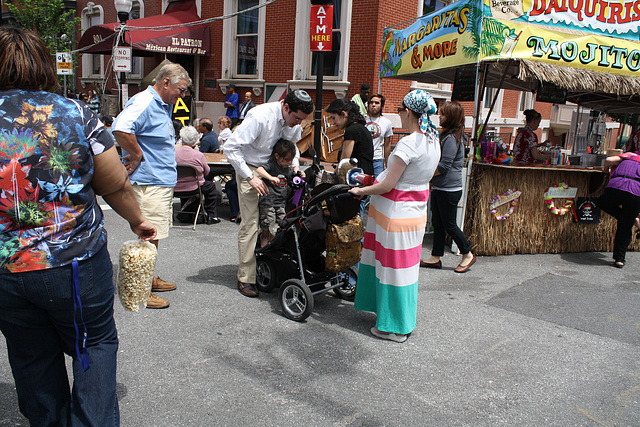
[112,46,132,72]
[310,5,333,52]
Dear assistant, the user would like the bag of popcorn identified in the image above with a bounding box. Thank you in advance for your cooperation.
[117,240,157,312]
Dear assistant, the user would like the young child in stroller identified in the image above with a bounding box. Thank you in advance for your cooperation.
[256,139,305,247]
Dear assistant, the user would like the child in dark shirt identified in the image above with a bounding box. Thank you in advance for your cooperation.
[256,139,305,247]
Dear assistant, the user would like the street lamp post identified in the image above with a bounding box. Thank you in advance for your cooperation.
[114,0,132,111]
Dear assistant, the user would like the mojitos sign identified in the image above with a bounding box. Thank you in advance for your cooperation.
[381,0,640,78]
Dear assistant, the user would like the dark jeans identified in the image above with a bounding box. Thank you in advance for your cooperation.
[225,178,240,218]
[430,189,472,256]
[206,169,239,219]
[597,187,640,262]
[0,244,119,426]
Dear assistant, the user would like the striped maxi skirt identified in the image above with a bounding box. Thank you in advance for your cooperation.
[354,187,429,335]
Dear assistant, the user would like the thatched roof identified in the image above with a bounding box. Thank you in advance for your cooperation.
[517,59,640,97]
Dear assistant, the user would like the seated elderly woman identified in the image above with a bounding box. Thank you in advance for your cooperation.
[175,126,221,224]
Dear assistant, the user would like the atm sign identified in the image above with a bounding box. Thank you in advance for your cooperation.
[310,5,333,52]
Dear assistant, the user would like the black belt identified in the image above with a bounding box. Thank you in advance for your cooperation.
[616,175,640,182]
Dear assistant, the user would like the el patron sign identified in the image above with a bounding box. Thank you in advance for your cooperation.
[310,5,333,52]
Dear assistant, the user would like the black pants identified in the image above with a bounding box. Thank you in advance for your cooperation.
[597,187,640,262]
[180,181,219,218]
[430,189,472,256]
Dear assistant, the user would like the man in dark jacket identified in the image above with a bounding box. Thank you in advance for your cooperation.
[238,91,256,125]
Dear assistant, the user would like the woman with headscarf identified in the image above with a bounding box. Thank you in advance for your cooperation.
[420,101,476,273]
[348,90,440,343]
[0,27,156,425]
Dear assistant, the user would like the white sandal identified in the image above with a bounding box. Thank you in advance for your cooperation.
[370,327,408,343]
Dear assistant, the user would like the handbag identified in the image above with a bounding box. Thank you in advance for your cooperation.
[572,197,601,223]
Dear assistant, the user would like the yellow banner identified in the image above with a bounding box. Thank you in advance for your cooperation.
[483,18,640,77]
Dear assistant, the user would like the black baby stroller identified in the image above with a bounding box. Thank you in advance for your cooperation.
[255,181,363,321]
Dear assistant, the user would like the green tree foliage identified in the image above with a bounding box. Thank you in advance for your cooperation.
[7,0,80,60]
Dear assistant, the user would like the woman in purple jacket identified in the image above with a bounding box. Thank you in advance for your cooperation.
[598,151,640,268]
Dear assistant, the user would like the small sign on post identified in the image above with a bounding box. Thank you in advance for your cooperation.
[56,52,73,75]
[113,46,132,72]
[310,5,333,52]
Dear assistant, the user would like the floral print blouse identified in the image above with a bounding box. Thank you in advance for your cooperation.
[0,90,113,273]
[512,126,538,163]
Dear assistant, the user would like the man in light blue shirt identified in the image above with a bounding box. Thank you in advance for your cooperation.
[113,62,191,309]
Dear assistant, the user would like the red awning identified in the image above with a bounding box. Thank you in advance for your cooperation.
[78,5,209,56]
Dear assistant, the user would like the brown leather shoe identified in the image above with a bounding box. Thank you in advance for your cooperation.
[146,292,170,309]
[152,276,176,292]
[420,260,442,269]
[237,281,259,297]
[454,254,477,273]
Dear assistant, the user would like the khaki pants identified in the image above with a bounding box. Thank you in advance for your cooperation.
[236,167,260,283]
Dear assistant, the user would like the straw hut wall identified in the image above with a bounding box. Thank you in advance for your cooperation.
[463,163,640,256]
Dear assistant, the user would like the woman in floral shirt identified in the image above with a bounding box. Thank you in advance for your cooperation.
[0,26,155,425]
[512,109,550,163]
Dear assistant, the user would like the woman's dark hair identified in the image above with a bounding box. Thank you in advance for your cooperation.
[173,120,183,141]
[326,98,365,126]
[0,26,58,91]
[439,101,465,143]
[271,139,297,162]
[523,109,541,124]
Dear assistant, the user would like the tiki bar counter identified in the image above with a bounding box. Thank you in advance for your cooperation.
[463,162,640,256]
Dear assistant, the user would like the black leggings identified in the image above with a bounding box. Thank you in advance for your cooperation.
[430,189,472,257]
[597,187,640,262]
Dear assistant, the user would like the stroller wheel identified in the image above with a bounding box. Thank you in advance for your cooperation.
[333,267,358,301]
[279,279,314,321]
[256,257,276,293]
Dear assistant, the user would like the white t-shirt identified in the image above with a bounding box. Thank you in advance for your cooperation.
[365,115,393,160]
[218,128,232,144]
[377,131,440,191]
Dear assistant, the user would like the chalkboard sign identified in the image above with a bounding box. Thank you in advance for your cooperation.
[536,83,567,104]
[451,65,477,102]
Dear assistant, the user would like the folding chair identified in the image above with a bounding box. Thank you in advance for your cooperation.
[174,164,206,230]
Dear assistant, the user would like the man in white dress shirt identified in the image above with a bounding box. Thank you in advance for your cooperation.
[224,90,314,297]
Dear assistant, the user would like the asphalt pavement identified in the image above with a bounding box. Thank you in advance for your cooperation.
[0,202,638,426]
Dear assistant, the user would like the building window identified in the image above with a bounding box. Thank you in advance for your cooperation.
[518,91,534,112]
[222,0,264,81]
[422,0,446,15]
[81,4,105,79]
[127,0,144,80]
[236,0,258,76]
[291,0,352,96]
[483,87,503,114]
[413,0,451,97]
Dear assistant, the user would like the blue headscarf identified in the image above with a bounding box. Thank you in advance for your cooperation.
[403,90,438,140]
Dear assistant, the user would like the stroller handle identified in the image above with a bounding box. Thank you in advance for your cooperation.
[302,184,353,216]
